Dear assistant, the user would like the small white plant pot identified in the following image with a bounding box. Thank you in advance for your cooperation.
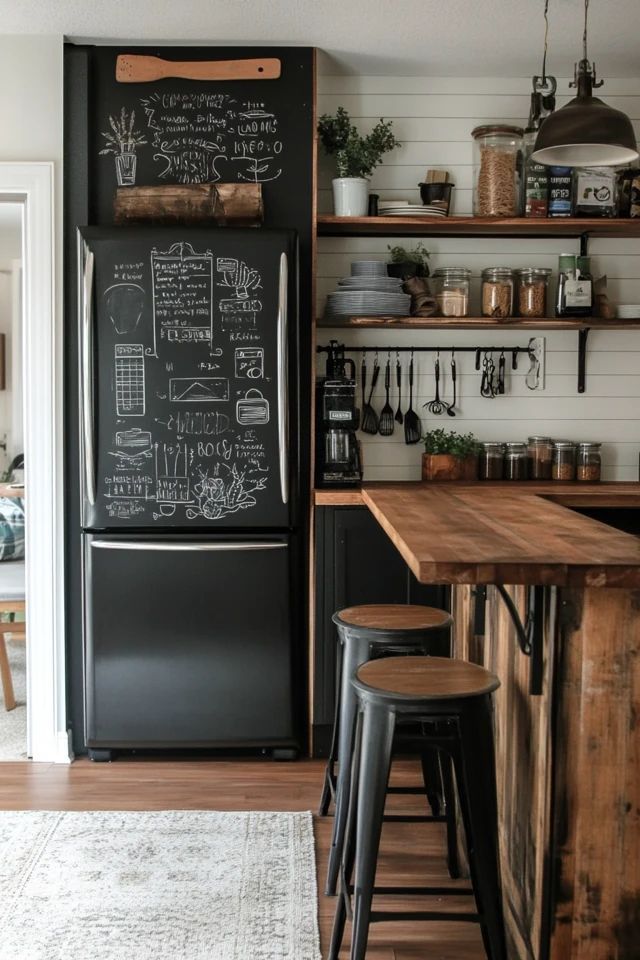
[332,177,369,217]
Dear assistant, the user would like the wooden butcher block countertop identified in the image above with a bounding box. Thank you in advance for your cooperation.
[352,482,640,587]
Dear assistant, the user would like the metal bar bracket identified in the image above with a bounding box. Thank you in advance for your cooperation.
[494,584,545,696]
[578,327,590,394]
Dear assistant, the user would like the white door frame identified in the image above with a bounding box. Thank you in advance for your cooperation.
[0,162,70,762]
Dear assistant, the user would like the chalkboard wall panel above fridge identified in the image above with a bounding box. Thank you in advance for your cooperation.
[88,46,315,232]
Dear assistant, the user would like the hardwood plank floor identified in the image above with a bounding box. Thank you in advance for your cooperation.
[0,758,485,959]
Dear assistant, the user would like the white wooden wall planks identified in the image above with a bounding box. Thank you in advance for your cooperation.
[316,75,640,481]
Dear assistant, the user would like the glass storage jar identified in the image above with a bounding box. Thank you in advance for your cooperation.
[481,267,515,318]
[471,125,524,217]
[552,441,576,481]
[576,442,602,482]
[516,267,551,318]
[528,436,553,480]
[504,442,528,480]
[433,268,471,317]
[479,442,505,480]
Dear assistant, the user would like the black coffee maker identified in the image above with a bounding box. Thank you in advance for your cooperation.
[316,341,362,487]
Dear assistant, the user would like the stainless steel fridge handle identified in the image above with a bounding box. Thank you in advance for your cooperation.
[90,541,287,552]
[277,251,289,505]
[81,248,96,506]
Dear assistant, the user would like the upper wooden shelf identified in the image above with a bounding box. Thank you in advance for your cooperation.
[316,215,640,239]
[317,316,640,330]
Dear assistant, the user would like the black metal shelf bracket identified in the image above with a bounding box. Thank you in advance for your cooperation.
[578,327,590,394]
[494,584,545,696]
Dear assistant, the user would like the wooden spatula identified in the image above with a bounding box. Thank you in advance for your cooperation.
[116,54,281,83]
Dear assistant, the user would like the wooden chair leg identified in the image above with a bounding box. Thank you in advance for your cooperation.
[0,632,16,711]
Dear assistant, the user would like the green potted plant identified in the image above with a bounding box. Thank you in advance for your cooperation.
[422,429,481,481]
[387,242,430,280]
[318,107,400,216]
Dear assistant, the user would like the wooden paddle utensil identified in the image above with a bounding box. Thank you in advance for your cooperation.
[116,55,281,83]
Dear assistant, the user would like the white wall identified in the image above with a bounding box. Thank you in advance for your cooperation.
[317,75,640,481]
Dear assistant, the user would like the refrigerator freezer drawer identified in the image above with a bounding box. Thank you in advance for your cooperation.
[83,534,297,749]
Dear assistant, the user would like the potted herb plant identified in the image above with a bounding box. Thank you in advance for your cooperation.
[100,107,147,186]
[422,429,481,482]
[387,242,430,280]
[318,107,400,217]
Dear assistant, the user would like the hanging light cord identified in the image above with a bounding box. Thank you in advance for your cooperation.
[583,0,590,62]
[541,0,550,83]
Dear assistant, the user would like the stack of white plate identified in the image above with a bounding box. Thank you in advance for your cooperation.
[324,259,410,320]
[378,201,447,218]
[617,304,640,319]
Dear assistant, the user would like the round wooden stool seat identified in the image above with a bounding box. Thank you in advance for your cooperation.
[355,655,500,702]
[335,604,452,633]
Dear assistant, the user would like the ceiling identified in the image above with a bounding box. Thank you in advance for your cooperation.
[1,0,640,76]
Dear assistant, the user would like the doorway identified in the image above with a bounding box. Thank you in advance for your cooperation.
[0,163,68,762]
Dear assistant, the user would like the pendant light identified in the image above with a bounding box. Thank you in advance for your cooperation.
[532,0,638,166]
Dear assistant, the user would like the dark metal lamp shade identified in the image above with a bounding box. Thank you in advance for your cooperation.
[532,62,638,166]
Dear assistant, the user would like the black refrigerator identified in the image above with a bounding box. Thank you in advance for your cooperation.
[78,225,302,758]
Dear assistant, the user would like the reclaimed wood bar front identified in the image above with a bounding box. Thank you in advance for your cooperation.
[358,482,640,960]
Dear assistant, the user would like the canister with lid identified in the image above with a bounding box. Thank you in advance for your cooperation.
[576,442,602,482]
[528,436,553,480]
[481,267,515,318]
[552,440,577,481]
[516,267,551,318]
[504,442,528,480]
[471,125,523,217]
[479,442,505,480]
[433,268,471,317]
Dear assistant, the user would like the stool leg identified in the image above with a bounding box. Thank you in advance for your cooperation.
[0,631,16,712]
[350,701,396,960]
[326,634,371,896]
[452,697,507,960]
[319,640,344,817]
[439,749,460,880]
[419,747,442,817]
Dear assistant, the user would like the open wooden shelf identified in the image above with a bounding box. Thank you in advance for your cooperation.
[317,316,640,330]
[317,215,640,239]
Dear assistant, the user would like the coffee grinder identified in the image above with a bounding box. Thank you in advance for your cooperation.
[316,341,362,487]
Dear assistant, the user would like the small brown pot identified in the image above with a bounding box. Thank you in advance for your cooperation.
[422,453,478,482]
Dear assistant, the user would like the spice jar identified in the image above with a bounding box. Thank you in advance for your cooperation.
[552,441,576,481]
[479,442,505,480]
[481,268,515,318]
[528,436,553,480]
[516,267,551,318]
[504,442,528,480]
[576,442,602,482]
[471,125,523,217]
[433,268,470,317]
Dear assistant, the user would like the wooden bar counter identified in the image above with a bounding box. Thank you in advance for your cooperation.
[357,482,640,960]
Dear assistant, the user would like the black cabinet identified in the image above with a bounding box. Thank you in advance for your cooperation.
[313,506,448,755]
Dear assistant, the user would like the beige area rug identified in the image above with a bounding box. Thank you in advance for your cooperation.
[0,640,27,760]
[0,810,321,960]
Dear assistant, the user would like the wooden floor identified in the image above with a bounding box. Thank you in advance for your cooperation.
[0,758,485,959]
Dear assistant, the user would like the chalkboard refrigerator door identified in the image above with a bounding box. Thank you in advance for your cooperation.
[78,226,298,530]
[83,533,298,749]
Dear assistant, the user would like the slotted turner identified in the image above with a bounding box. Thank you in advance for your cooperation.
[361,358,380,435]
[404,353,422,444]
[379,356,395,436]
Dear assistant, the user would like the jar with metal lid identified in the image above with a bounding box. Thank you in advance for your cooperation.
[576,442,602,482]
[516,267,551,318]
[504,442,528,480]
[433,268,471,317]
[479,442,505,480]
[471,125,524,217]
[528,436,553,480]
[481,267,515,318]
[552,441,576,481]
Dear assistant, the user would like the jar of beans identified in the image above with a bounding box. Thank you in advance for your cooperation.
[528,436,553,480]
[552,441,577,481]
[516,267,551,318]
[479,442,505,480]
[504,442,528,480]
[576,442,602,482]
[471,125,524,217]
[433,268,471,317]
[481,267,515,318]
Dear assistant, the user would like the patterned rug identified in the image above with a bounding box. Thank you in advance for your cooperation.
[0,810,321,959]
[0,640,27,760]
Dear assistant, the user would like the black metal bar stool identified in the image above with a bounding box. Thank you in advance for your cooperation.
[329,655,506,960]
[319,603,453,896]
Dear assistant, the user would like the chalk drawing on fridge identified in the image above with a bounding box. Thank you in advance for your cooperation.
[115,345,146,416]
[155,443,193,516]
[103,283,145,335]
[169,377,230,403]
[109,428,153,465]
[149,242,214,356]
[234,347,264,379]
[186,462,268,521]
[217,257,262,334]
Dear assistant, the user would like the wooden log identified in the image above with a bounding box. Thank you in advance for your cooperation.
[113,183,263,226]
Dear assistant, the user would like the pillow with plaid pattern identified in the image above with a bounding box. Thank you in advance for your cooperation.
[0,497,25,561]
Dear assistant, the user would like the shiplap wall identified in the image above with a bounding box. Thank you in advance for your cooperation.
[317,75,640,481]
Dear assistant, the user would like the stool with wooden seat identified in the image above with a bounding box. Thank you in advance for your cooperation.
[0,561,26,712]
[329,655,506,960]
[319,603,454,896]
